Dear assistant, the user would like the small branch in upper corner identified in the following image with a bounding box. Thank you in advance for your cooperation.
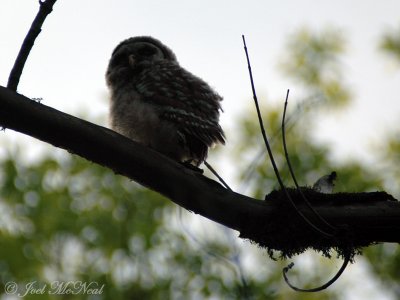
[7,0,58,92]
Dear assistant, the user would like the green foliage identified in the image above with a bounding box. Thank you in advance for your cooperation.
[0,153,158,298]
[380,25,400,64]
[363,132,400,299]
[280,28,351,109]
[234,27,398,298]
[0,27,399,299]
[0,151,254,299]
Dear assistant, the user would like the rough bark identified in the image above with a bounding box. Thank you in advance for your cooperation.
[0,86,399,255]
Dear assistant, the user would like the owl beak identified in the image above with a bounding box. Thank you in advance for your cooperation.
[128,54,136,67]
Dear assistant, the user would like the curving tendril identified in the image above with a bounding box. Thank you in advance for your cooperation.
[283,254,350,292]
[242,35,352,293]
[242,35,334,239]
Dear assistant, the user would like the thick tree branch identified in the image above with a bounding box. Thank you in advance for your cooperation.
[0,86,399,254]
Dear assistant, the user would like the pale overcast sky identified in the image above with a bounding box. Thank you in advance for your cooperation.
[1,1,400,299]
[1,0,400,164]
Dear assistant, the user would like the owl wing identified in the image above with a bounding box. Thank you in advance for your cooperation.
[134,61,225,147]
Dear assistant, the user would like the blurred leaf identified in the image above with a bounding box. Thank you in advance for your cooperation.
[280,27,351,109]
[1,26,399,300]
[380,25,400,64]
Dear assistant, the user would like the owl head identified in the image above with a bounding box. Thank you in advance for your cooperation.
[106,36,177,88]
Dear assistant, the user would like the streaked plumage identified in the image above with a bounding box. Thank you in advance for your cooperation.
[106,36,224,166]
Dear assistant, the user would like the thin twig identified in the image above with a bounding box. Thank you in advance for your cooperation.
[204,161,232,191]
[282,90,336,235]
[240,93,324,192]
[283,254,350,292]
[242,37,348,291]
[177,207,251,298]
[242,35,332,238]
[202,162,250,297]
[7,0,57,91]
[242,35,285,190]
[281,92,351,291]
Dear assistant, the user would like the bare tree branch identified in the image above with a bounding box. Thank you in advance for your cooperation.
[0,86,399,253]
[7,0,57,91]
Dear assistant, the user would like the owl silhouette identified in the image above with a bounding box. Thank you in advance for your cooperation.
[106,36,225,166]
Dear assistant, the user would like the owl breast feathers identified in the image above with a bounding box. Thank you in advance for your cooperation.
[106,36,225,166]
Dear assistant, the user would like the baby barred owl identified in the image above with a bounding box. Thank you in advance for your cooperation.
[106,36,225,166]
